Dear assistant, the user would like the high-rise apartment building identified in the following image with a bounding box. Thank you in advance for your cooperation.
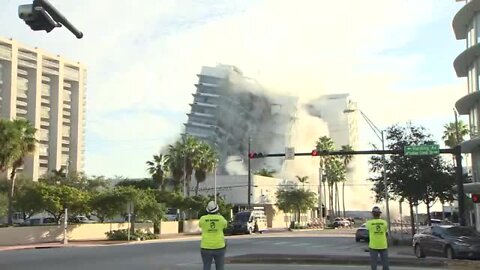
[452,0,480,231]
[0,37,85,181]
[185,64,274,170]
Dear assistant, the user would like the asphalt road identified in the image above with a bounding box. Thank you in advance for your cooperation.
[0,230,420,270]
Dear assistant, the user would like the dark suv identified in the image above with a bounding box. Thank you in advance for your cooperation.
[413,225,480,259]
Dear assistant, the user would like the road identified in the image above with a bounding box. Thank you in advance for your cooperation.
[0,230,422,270]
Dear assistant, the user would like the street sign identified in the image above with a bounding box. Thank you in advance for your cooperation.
[404,144,439,156]
[127,201,134,214]
[285,147,295,160]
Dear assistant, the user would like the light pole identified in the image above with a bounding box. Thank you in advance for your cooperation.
[344,109,391,239]
[214,157,243,203]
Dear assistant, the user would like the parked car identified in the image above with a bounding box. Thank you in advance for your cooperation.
[333,218,351,228]
[24,217,57,226]
[355,223,369,242]
[69,215,96,224]
[413,225,480,259]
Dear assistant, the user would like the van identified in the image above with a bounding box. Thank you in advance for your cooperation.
[24,216,57,226]
[231,207,267,234]
[165,208,179,221]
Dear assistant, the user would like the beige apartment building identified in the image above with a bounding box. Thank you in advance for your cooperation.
[0,37,85,181]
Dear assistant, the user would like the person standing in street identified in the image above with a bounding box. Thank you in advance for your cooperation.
[366,206,389,270]
[199,201,228,270]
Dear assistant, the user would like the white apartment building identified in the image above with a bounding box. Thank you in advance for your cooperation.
[452,0,480,231]
[0,37,85,181]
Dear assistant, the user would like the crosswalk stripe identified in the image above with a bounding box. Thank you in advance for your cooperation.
[272,241,290,245]
[291,243,310,247]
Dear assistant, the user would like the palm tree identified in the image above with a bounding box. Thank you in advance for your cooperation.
[164,136,203,195]
[0,119,37,225]
[442,120,469,148]
[164,141,185,194]
[193,142,218,196]
[316,136,335,219]
[295,175,309,189]
[340,145,353,217]
[146,153,166,190]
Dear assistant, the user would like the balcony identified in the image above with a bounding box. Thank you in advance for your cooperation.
[461,125,480,153]
[42,59,59,69]
[190,102,217,108]
[453,0,480,40]
[42,67,59,76]
[18,50,37,62]
[453,43,480,77]
[18,59,36,69]
[456,91,480,115]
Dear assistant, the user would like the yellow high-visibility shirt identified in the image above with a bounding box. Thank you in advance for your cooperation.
[199,214,228,249]
[366,218,388,250]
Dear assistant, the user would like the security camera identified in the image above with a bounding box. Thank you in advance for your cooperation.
[18,4,34,20]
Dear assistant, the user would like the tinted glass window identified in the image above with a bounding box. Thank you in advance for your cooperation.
[234,212,251,222]
[446,227,480,237]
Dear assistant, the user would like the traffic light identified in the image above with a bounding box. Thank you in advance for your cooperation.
[472,194,480,204]
[18,0,83,38]
[19,3,58,33]
[248,152,265,159]
[311,150,319,156]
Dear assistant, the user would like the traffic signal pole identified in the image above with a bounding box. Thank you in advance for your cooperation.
[247,137,251,209]
[455,145,466,226]
[249,147,466,226]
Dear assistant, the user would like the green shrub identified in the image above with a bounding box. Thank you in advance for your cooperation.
[105,229,157,241]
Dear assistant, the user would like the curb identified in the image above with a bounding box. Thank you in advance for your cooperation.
[288,228,324,232]
[225,253,480,269]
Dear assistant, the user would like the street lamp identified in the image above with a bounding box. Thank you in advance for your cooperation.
[214,157,243,203]
[343,108,392,239]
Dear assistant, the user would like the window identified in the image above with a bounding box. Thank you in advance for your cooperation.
[476,14,480,45]
[468,64,476,93]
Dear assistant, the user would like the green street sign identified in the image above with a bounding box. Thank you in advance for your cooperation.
[404,144,440,156]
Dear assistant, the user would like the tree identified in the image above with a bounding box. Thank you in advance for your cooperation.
[368,123,454,235]
[115,179,156,190]
[164,141,187,194]
[295,176,309,189]
[276,188,317,225]
[340,145,353,217]
[0,119,37,225]
[442,120,469,148]
[89,189,125,222]
[146,153,166,190]
[315,136,335,219]
[324,157,346,218]
[40,171,108,192]
[193,143,218,195]
[38,183,90,223]
[255,168,276,177]
[14,183,44,220]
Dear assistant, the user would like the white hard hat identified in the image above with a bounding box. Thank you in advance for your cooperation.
[206,201,219,213]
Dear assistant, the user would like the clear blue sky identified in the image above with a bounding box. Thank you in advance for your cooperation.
[0,0,470,178]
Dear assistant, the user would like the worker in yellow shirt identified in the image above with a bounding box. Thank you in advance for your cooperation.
[366,206,389,270]
[199,201,228,270]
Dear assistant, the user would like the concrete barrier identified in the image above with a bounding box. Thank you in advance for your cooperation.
[183,220,200,234]
[159,221,178,235]
[0,222,153,246]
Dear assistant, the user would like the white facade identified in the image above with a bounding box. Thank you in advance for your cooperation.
[0,37,86,181]
[453,0,480,231]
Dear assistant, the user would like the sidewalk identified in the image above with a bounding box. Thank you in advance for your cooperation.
[0,228,290,252]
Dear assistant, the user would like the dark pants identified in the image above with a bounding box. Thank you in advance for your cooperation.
[201,248,225,270]
[369,248,389,270]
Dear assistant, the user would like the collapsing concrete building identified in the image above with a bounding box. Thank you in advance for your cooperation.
[184,64,296,173]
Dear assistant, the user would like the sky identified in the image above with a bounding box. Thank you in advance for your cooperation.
[0,0,470,178]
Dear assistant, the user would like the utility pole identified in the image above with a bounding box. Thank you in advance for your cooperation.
[247,136,251,209]
[454,109,466,226]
